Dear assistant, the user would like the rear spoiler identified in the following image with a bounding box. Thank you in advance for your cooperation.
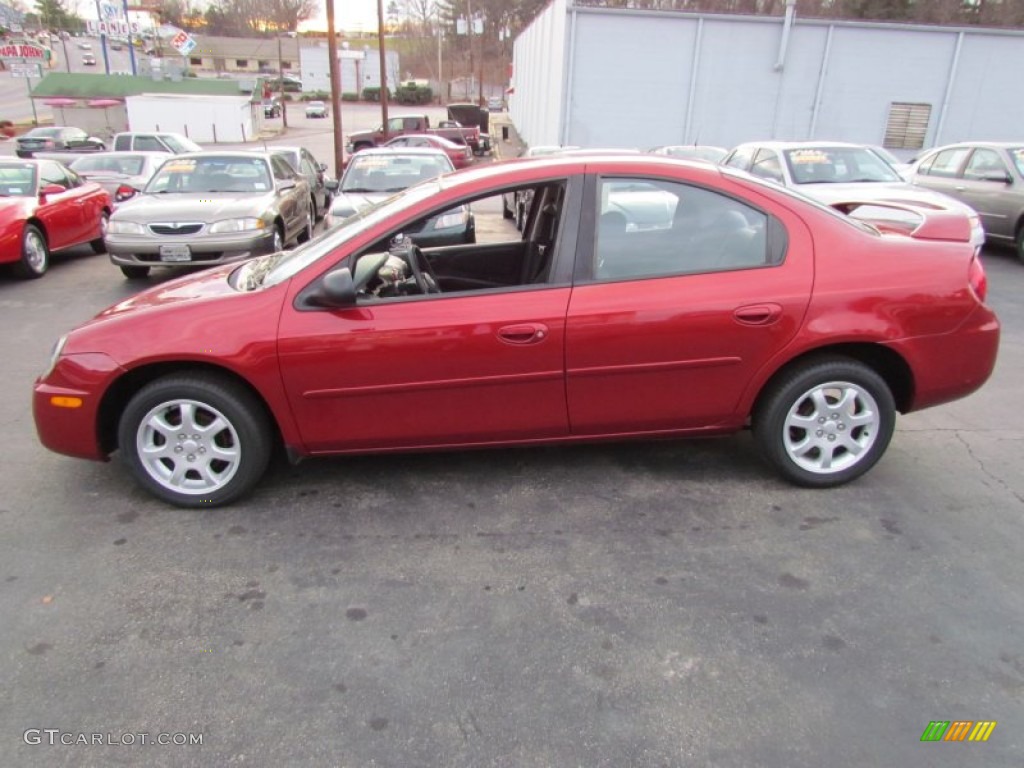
[830,199,973,242]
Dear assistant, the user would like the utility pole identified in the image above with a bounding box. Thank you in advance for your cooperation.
[326,0,344,177]
[277,35,288,128]
[377,0,389,139]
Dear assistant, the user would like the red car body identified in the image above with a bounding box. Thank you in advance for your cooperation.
[33,157,998,507]
[0,159,112,278]
[384,134,473,169]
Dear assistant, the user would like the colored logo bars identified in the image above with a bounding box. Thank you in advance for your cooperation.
[921,721,997,742]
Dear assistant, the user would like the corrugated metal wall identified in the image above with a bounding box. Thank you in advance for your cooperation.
[511,5,1024,156]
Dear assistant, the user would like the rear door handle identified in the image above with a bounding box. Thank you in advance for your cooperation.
[734,303,782,326]
[498,323,549,345]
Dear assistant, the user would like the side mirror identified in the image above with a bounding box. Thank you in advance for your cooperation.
[39,183,65,200]
[115,184,139,202]
[325,179,339,192]
[309,267,357,308]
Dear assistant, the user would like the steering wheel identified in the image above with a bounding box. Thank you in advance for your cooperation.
[404,242,441,295]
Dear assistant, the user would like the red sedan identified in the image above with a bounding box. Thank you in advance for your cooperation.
[0,159,112,278]
[33,156,998,507]
[384,134,473,168]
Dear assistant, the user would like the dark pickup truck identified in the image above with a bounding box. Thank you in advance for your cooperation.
[346,112,489,155]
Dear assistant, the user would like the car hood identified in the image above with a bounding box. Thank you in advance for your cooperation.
[112,192,274,222]
[95,264,243,322]
[331,191,387,214]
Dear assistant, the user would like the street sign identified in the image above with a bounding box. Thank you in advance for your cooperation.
[0,42,48,61]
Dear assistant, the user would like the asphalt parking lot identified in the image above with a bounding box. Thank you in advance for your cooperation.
[1,171,1023,764]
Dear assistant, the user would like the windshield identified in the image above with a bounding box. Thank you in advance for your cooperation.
[340,154,454,194]
[163,135,203,153]
[0,163,37,196]
[145,155,272,194]
[783,147,902,184]
[260,180,443,287]
[72,154,146,175]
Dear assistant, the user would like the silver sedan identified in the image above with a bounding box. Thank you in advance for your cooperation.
[105,152,313,279]
[69,152,168,205]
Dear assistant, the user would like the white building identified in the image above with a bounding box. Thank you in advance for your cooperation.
[299,45,399,96]
[511,2,1024,157]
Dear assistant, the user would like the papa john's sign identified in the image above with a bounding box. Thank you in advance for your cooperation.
[0,42,50,61]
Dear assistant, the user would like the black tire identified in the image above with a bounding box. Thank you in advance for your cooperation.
[752,357,896,488]
[297,206,314,244]
[1015,226,1024,264]
[120,265,150,279]
[117,373,273,508]
[90,211,109,254]
[13,224,49,279]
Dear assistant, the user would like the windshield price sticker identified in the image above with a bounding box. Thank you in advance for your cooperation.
[789,150,832,165]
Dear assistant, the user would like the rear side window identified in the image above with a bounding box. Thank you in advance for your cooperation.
[592,177,777,281]
[134,136,165,152]
[963,149,1009,180]
[921,147,969,178]
[113,135,131,151]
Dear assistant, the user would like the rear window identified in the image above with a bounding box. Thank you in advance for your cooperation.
[72,155,146,175]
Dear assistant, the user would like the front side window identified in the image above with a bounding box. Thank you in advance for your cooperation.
[1010,148,1024,177]
[592,177,772,281]
[134,136,164,152]
[38,161,70,189]
[270,155,297,180]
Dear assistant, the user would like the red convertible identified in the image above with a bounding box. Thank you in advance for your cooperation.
[33,156,999,507]
[1,159,112,278]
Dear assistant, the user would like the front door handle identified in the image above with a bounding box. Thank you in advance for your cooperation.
[498,323,549,345]
[734,303,782,326]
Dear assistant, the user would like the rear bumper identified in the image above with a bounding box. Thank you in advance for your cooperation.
[885,303,1000,412]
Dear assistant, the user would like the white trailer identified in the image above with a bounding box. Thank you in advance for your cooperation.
[125,93,259,144]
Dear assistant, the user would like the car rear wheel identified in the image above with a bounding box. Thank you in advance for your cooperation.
[753,357,895,488]
[14,224,49,279]
[272,224,284,252]
[90,211,109,254]
[120,265,150,279]
[1015,226,1024,264]
[118,373,273,508]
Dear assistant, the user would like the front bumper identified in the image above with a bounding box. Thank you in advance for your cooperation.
[105,229,277,267]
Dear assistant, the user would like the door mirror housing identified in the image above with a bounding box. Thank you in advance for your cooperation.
[309,267,357,308]
[979,170,1012,184]
[39,183,65,200]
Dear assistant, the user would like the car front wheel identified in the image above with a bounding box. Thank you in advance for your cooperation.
[14,224,49,279]
[118,373,273,508]
[91,211,109,254]
[753,358,895,488]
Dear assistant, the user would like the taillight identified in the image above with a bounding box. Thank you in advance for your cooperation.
[114,185,137,202]
[968,252,987,302]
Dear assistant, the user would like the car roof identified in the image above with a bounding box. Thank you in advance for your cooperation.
[170,151,273,161]
[924,141,1023,150]
[731,140,871,151]
[355,147,449,158]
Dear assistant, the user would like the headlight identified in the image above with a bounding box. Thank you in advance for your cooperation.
[208,218,266,234]
[42,334,67,378]
[106,220,145,235]
[434,210,468,229]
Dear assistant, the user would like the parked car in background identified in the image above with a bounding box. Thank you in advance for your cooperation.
[384,134,472,169]
[0,159,112,278]
[82,53,97,66]
[445,104,492,155]
[324,147,472,246]
[262,99,282,118]
[16,127,106,158]
[305,100,329,118]
[69,152,167,204]
[77,41,91,50]
[104,151,313,279]
[650,145,729,163]
[721,141,984,244]
[270,75,303,92]
[262,146,334,221]
[867,145,913,179]
[33,155,998,507]
[112,132,202,154]
[347,114,484,155]
[907,142,1024,261]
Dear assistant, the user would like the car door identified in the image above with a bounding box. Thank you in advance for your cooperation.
[35,161,82,249]
[911,146,971,201]
[63,167,106,245]
[299,150,323,207]
[276,176,584,452]
[564,172,813,434]
[270,155,303,241]
[951,148,1019,241]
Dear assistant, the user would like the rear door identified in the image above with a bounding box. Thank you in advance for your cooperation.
[565,172,813,434]
[953,148,1019,241]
